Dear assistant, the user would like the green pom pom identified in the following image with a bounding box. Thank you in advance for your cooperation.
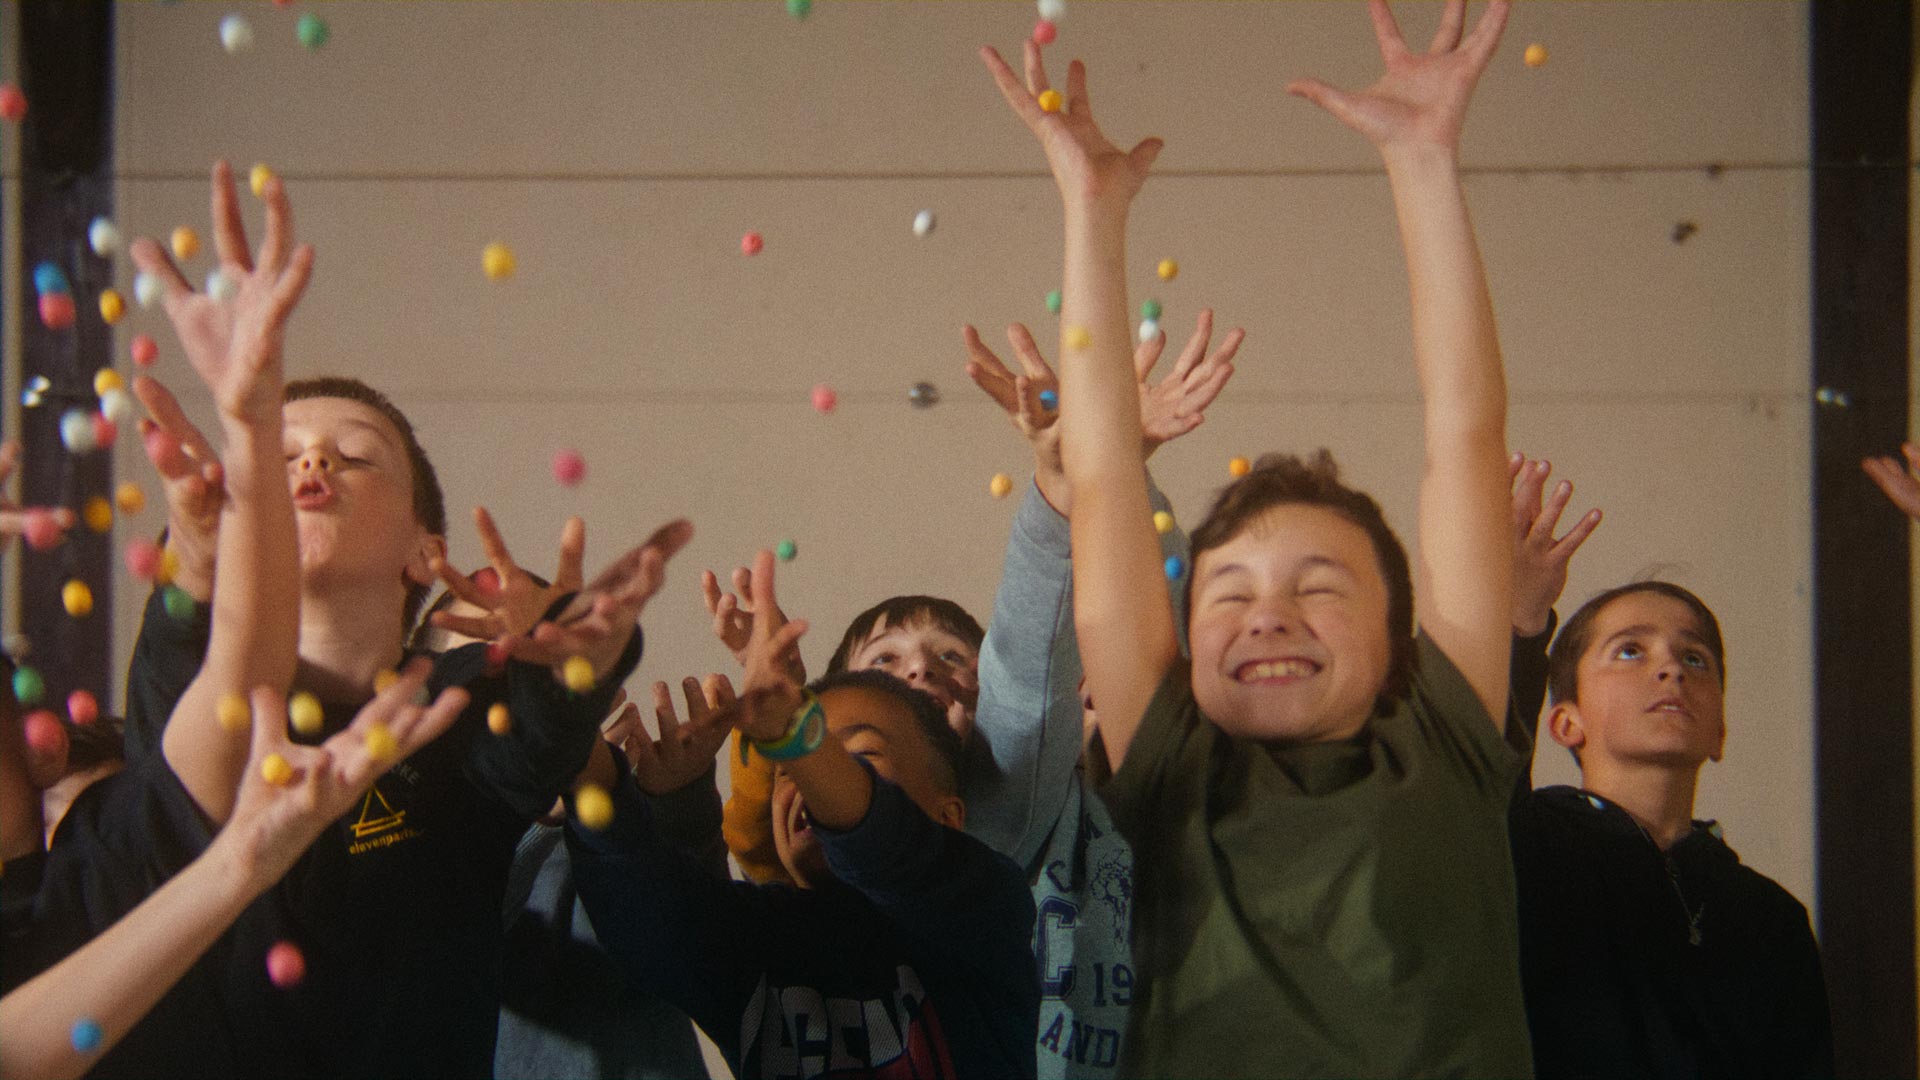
[775,539,798,562]
[296,13,329,49]
[12,666,45,706]
[1045,289,1062,315]
[786,0,811,19]
[162,586,196,621]
[1140,298,1162,321]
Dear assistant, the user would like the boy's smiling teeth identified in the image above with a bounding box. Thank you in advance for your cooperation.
[1238,658,1319,682]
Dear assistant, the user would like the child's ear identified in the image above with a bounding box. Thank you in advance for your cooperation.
[405,532,447,588]
[934,795,965,832]
[1708,714,1726,763]
[1547,701,1587,754]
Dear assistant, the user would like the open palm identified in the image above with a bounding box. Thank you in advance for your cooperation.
[1288,0,1510,153]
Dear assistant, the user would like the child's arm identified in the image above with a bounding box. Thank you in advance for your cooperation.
[1862,441,1920,520]
[701,566,801,882]
[979,41,1174,770]
[1289,0,1515,725]
[133,163,315,825]
[1506,454,1600,788]
[962,314,1236,864]
[0,668,466,1080]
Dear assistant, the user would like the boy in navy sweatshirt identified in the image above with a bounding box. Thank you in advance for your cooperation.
[568,549,1038,1079]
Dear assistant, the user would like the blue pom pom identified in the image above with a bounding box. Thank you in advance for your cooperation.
[33,261,69,296]
[71,1018,103,1052]
[1038,389,1058,411]
[1163,555,1186,580]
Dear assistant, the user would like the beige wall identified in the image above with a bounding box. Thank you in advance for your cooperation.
[25,2,1829,908]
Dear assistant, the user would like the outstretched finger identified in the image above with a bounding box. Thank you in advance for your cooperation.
[963,327,1020,413]
[1133,323,1170,383]
[1064,58,1091,120]
[1165,309,1215,383]
[703,672,738,711]
[555,516,587,592]
[653,681,683,740]
[1006,323,1057,384]
[1507,451,1527,485]
[1462,0,1513,66]
[748,550,781,633]
[1428,0,1467,53]
[472,506,521,584]
[127,238,197,309]
[210,161,255,275]
[1178,354,1236,416]
[133,376,221,466]
[981,46,1050,136]
[1367,0,1410,58]
[267,244,316,316]
[1552,508,1603,558]
[428,554,497,611]
[1127,137,1163,174]
[1021,36,1052,98]
[1285,78,1365,132]
[256,175,294,276]
[1510,459,1548,534]
[1529,478,1574,544]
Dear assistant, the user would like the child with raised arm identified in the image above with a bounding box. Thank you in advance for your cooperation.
[568,550,1040,1079]
[68,161,690,1078]
[983,0,1528,1073]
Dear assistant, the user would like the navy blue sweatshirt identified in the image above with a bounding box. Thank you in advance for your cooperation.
[568,763,1039,1080]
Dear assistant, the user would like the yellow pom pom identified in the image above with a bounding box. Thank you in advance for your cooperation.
[1523,43,1548,68]
[288,691,325,737]
[1153,510,1175,534]
[1063,326,1091,350]
[98,291,126,326]
[170,226,200,262]
[989,472,1013,499]
[363,722,399,762]
[1037,89,1062,113]
[487,703,512,735]
[260,752,294,787]
[93,366,124,395]
[1228,456,1251,478]
[216,692,251,733]
[373,669,399,694]
[562,656,595,694]
[62,580,94,617]
[574,783,614,830]
[249,163,275,198]
[115,482,146,515]
[1157,259,1179,281]
[156,547,181,587]
[82,497,113,534]
[482,242,516,281]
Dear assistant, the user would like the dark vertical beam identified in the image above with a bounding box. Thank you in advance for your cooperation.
[15,2,113,711]
[1810,3,1914,1077]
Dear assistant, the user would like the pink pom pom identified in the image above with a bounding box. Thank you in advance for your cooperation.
[67,690,99,726]
[484,640,511,674]
[130,334,159,368]
[740,232,764,256]
[551,449,586,488]
[810,384,838,415]
[38,292,75,331]
[23,709,67,758]
[265,941,306,988]
[91,414,118,448]
[1033,19,1057,45]
[470,566,503,596]
[23,508,64,552]
[0,84,25,124]
[126,537,162,580]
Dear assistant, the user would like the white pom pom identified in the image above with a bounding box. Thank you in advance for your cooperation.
[88,218,121,257]
[1138,318,1160,344]
[219,14,254,53]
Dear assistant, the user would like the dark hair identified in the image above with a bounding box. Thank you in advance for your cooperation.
[1187,450,1415,709]
[824,596,985,677]
[808,669,963,796]
[284,377,447,632]
[65,715,126,771]
[1547,581,1726,706]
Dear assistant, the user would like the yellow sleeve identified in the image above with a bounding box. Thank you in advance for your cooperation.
[722,730,792,885]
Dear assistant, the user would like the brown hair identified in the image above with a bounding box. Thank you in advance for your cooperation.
[1547,581,1726,706]
[1187,450,1415,709]
[825,596,985,678]
[284,377,447,632]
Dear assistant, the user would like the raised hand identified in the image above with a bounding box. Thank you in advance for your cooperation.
[700,566,804,680]
[506,520,694,681]
[0,440,74,549]
[1286,0,1510,155]
[1509,453,1602,637]
[608,675,739,796]
[127,161,315,422]
[980,40,1162,210]
[132,376,225,599]
[429,507,585,642]
[964,311,1244,515]
[1862,442,1920,521]
[733,549,811,742]
[223,661,467,887]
